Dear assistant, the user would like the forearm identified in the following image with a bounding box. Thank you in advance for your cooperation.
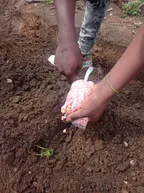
[54,0,77,43]
[101,24,144,98]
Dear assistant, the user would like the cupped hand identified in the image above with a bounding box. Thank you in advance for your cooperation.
[66,81,113,122]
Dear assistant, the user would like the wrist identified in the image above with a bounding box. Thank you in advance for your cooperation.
[95,79,115,102]
[58,28,77,44]
[58,34,79,49]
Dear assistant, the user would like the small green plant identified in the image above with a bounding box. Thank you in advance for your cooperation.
[30,145,56,158]
[123,0,144,16]
[42,0,53,4]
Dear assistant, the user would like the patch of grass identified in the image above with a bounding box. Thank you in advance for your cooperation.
[30,145,56,158]
[123,0,144,16]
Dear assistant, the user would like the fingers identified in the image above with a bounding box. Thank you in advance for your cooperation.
[67,111,100,123]
[59,72,75,84]
[57,67,78,84]
[66,109,87,122]
[54,58,81,83]
[66,108,103,123]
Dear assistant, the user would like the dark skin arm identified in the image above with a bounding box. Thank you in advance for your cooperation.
[54,0,77,42]
[54,0,83,81]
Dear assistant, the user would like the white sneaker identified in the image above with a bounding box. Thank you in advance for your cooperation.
[48,55,55,66]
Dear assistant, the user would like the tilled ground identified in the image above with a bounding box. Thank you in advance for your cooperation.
[0,1,144,193]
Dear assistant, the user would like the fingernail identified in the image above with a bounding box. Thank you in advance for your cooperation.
[66,117,71,123]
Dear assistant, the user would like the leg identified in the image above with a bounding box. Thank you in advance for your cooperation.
[78,0,111,57]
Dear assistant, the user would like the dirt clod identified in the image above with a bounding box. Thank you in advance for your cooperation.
[136,186,144,193]
[3,152,15,166]
[33,181,38,187]
[84,144,95,159]
[117,162,129,172]
[12,96,21,103]
[86,166,93,173]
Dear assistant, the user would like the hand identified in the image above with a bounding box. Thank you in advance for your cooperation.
[54,42,83,82]
[66,81,113,122]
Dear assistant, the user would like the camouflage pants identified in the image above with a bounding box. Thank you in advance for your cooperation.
[78,0,111,57]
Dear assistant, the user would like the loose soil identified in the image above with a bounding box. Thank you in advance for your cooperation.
[0,1,144,193]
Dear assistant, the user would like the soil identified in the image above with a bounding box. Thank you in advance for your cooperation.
[0,1,144,193]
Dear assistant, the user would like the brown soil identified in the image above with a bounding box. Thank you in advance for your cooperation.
[0,1,144,193]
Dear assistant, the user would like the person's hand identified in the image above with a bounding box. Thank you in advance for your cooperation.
[66,81,114,122]
[54,42,83,82]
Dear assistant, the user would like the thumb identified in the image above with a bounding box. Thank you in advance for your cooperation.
[66,109,87,122]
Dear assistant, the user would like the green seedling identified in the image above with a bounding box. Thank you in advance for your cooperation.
[42,0,53,4]
[122,0,144,16]
[30,145,56,158]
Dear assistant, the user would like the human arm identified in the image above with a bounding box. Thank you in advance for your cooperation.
[54,0,77,43]
[67,24,144,122]
[104,23,144,92]
[54,0,82,80]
